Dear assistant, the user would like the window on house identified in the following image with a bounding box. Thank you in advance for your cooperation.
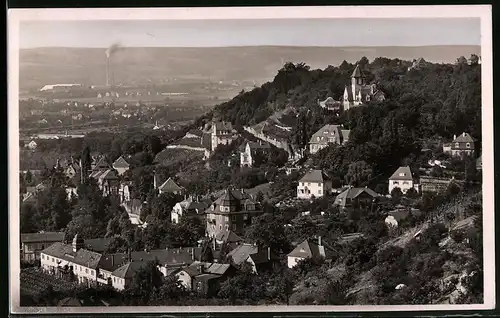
[219,225,222,231]
[232,215,236,221]
[86,269,88,274]
[232,224,237,231]
[114,277,116,283]
[308,183,311,186]
[455,142,460,148]
[41,255,44,260]
[318,189,322,195]
[91,270,94,275]
[243,214,248,220]
[466,143,471,148]
[225,225,229,231]
[52,257,54,262]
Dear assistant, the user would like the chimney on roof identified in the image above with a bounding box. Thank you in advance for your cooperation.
[453,134,457,140]
[318,236,322,247]
[267,247,271,260]
[111,254,114,267]
[199,263,204,274]
[463,132,466,137]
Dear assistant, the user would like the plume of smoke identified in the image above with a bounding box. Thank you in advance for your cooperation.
[105,43,122,58]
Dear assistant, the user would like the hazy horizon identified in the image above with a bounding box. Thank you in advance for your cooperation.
[20,18,480,49]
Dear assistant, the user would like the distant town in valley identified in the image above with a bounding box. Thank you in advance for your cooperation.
[19,43,483,307]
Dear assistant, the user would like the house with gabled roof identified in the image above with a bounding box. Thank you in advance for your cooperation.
[287,237,333,268]
[442,132,476,157]
[318,97,342,112]
[343,64,385,110]
[21,231,65,262]
[40,234,102,287]
[171,196,209,224]
[333,186,380,210]
[239,140,271,168]
[309,124,350,154]
[112,156,130,176]
[226,243,279,274]
[297,169,333,199]
[174,261,237,296]
[205,188,263,238]
[388,166,419,194]
[211,121,238,152]
[156,177,185,196]
[97,169,120,197]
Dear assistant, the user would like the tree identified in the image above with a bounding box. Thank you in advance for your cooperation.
[405,187,419,199]
[244,214,292,254]
[345,161,373,186]
[81,146,92,184]
[391,187,403,204]
[200,239,215,263]
[123,260,164,305]
[469,54,480,66]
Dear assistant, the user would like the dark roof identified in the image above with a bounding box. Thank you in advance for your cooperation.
[21,232,65,243]
[205,189,259,214]
[98,253,129,272]
[215,231,243,243]
[93,156,111,170]
[351,64,365,78]
[130,247,201,265]
[175,137,204,148]
[389,166,414,181]
[41,242,102,269]
[287,239,326,259]
[453,132,475,144]
[193,273,220,282]
[84,238,113,253]
[299,170,331,183]
[219,189,240,206]
[182,261,232,277]
[112,261,147,279]
[245,141,271,151]
[227,244,275,266]
[112,156,130,168]
[158,178,184,193]
[334,187,379,208]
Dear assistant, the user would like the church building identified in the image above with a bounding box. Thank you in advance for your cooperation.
[343,64,385,110]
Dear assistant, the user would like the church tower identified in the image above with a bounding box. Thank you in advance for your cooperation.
[351,64,365,92]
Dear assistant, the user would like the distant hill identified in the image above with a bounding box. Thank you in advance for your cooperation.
[19,45,480,91]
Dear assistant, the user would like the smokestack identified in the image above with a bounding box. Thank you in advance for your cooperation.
[106,57,110,87]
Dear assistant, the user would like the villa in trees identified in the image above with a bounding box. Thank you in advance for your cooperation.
[239,140,271,168]
[388,166,420,195]
[171,196,210,224]
[154,176,185,196]
[308,124,350,154]
[210,121,238,152]
[296,169,333,199]
[333,186,380,211]
[226,243,279,274]
[174,261,237,297]
[317,97,342,112]
[442,132,476,157]
[205,188,263,238]
[343,64,385,110]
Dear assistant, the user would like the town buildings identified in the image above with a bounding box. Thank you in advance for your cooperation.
[388,166,419,194]
[226,243,278,274]
[239,141,271,168]
[309,124,350,154]
[297,170,333,199]
[205,188,263,238]
[442,132,476,157]
[317,97,342,112]
[21,231,65,262]
[343,65,385,110]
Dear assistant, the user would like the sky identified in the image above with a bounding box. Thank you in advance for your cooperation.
[19,18,480,49]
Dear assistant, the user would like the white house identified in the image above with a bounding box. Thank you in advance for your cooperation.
[40,235,101,287]
[239,141,271,168]
[287,238,326,269]
[308,124,350,154]
[388,166,419,194]
[297,170,332,199]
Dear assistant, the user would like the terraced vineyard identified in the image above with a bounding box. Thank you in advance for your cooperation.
[20,267,79,297]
